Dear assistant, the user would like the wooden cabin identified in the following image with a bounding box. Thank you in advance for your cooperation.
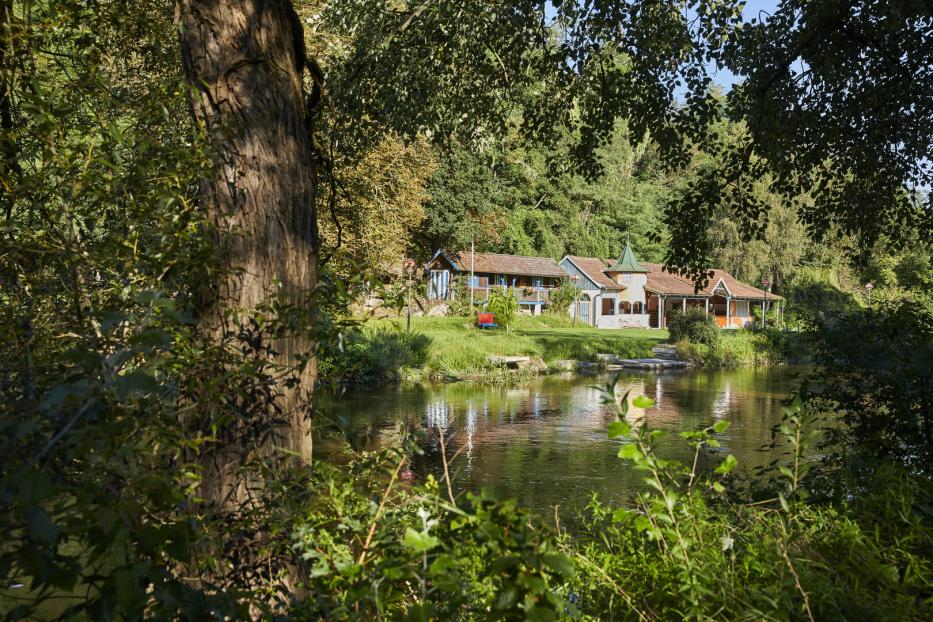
[425,250,565,314]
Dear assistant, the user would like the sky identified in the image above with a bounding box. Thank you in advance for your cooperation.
[542,0,782,91]
[707,0,780,89]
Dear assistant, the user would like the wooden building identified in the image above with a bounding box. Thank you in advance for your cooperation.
[425,250,565,314]
[559,243,781,329]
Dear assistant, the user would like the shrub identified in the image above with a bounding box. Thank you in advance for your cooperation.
[668,307,720,347]
[445,277,475,316]
[546,279,577,315]
[317,325,432,385]
[486,289,518,332]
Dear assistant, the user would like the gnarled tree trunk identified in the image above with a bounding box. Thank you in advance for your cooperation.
[177,0,316,502]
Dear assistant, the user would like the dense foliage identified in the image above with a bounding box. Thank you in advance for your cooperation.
[1,0,931,620]
[667,308,721,348]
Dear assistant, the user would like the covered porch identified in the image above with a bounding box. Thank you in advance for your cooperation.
[647,293,781,329]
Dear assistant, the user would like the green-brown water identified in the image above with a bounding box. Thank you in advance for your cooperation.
[317,368,807,514]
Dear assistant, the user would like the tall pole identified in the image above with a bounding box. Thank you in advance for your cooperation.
[470,239,475,312]
[404,258,416,334]
[761,277,770,329]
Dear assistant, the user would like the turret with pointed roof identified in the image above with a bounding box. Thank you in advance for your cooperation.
[606,241,649,274]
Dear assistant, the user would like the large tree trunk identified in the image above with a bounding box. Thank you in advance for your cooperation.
[177,0,316,500]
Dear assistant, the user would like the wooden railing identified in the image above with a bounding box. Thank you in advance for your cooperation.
[468,286,552,303]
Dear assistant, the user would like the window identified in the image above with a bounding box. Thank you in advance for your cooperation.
[619,301,631,314]
[633,301,643,314]
[468,275,480,287]
[533,276,543,289]
[622,273,632,283]
[496,274,507,287]
[602,297,616,316]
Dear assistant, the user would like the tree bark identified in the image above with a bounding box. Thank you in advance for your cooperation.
[176,0,316,499]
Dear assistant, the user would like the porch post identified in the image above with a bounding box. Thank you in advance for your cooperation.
[704,298,709,316]
[682,298,687,312]
[658,294,664,328]
[726,296,731,328]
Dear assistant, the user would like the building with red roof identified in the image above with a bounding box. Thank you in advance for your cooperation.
[559,243,781,329]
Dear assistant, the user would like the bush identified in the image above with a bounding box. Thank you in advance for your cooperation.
[318,325,432,386]
[486,289,518,332]
[668,307,720,347]
[445,277,475,316]
[546,279,577,315]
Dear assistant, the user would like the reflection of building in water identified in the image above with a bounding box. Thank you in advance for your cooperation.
[425,399,450,429]
[618,374,685,428]
[464,401,480,473]
[712,381,732,419]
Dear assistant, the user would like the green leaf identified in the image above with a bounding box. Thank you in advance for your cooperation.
[712,482,726,494]
[495,585,519,610]
[27,507,59,544]
[542,554,576,577]
[879,564,900,584]
[617,443,642,461]
[114,370,160,400]
[632,395,655,409]
[403,527,439,553]
[715,454,738,474]
[608,421,631,438]
[618,389,630,419]
[712,420,732,434]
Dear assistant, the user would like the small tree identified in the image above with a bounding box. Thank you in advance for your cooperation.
[487,289,518,333]
[546,279,578,315]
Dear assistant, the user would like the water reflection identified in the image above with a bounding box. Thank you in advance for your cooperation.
[317,368,805,514]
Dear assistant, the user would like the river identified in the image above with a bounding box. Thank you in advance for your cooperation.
[316,367,807,515]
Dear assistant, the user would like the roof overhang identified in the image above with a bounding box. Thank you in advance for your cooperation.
[560,256,625,290]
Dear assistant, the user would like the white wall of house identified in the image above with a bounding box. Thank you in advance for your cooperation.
[614,272,647,303]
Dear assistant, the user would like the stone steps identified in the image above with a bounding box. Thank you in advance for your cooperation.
[651,345,679,360]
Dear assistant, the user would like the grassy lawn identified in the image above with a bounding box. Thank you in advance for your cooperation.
[371,315,669,377]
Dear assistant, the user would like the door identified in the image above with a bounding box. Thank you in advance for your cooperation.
[430,270,450,300]
[579,294,591,325]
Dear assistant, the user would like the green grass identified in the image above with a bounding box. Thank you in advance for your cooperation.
[372,314,669,378]
[674,327,794,367]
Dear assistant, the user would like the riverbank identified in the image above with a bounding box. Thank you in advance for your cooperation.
[673,328,798,367]
[318,315,668,385]
[318,314,801,387]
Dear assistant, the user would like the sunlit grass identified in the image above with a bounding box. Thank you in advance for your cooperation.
[371,314,669,375]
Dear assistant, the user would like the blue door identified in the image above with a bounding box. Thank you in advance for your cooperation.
[430,270,450,300]
[579,295,590,324]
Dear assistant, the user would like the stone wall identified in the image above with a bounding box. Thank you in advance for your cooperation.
[596,313,650,329]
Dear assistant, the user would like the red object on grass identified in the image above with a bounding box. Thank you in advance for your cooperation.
[476,313,497,328]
